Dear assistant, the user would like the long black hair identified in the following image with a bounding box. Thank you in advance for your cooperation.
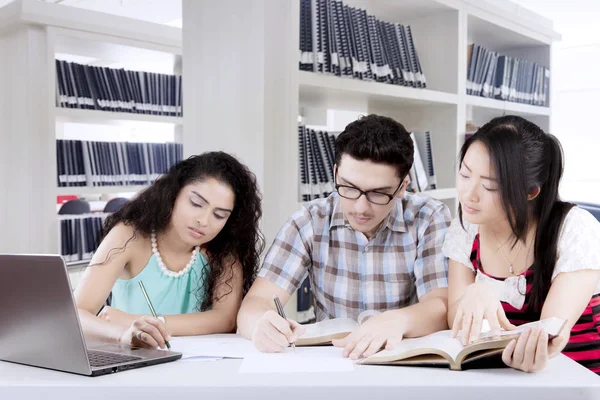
[459,115,573,310]
[100,151,265,311]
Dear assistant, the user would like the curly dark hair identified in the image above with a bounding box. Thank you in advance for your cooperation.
[99,151,265,311]
[335,114,414,178]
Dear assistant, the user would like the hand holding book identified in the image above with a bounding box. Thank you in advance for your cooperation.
[359,317,566,371]
[501,321,568,373]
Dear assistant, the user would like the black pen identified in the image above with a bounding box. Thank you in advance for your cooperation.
[273,295,295,351]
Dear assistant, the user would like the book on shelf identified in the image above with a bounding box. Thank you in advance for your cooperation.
[59,214,105,263]
[407,131,437,193]
[466,43,549,106]
[359,317,566,371]
[299,0,426,88]
[298,125,338,202]
[55,60,183,116]
[57,140,183,187]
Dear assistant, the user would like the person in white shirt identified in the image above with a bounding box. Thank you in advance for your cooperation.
[442,115,600,374]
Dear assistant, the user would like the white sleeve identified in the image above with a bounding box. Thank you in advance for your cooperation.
[442,216,478,271]
[552,207,600,283]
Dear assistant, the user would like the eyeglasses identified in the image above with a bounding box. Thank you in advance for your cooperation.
[335,176,404,205]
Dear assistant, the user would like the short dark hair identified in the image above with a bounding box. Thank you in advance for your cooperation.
[459,115,573,311]
[334,114,413,178]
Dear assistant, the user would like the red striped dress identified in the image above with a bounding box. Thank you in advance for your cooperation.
[471,233,600,374]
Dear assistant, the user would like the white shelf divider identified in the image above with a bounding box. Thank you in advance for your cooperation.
[54,107,183,125]
[57,185,148,196]
[466,95,551,117]
[300,71,459,111]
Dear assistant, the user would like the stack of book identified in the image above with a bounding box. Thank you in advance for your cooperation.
[56,140,183,187]
[466,43,549,106]
[55,60,183,116]
[298,125,337,201]
[59,214,105,263]
[299,0,426,88]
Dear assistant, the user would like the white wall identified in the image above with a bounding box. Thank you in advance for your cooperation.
[516,0,600,203]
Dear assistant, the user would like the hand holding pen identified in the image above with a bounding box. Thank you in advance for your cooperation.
[249,294,306,353]
[273,295,296,351]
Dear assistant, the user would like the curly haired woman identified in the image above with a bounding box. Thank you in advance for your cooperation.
[74,151,264,349]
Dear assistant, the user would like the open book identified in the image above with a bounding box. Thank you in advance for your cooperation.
[296,318,359,346]
[359,317,566,371]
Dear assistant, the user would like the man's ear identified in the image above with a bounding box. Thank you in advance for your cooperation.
[397,175,410,198]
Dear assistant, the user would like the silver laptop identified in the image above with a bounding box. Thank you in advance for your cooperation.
[0,254,182,376]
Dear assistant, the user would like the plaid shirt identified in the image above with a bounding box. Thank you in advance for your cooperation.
[258,192,451,321]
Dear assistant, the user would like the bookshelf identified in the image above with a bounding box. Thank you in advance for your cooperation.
[182,0,559,319]
[0,0,559,315]
[0,0,185,278]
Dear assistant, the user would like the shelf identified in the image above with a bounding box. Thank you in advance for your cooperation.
[466,95,551,117]
[299,71,458,111]
[55,107,183,125]
[57,185,147,195]
[422,188,457,200]
[465,2,560,49]
[341,0,458,22]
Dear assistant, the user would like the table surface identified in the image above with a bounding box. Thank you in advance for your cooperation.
[1,353,599,400]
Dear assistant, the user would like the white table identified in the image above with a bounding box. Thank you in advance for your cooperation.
[1,354,599,400]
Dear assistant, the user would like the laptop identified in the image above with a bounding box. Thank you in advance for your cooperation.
[0,254,182,376]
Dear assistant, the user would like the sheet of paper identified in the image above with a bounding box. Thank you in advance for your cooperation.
[238,346,355,373]
[168,334,259,359]
[180,356,222,362]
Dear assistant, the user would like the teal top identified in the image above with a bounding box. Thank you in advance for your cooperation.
[111,253,210,315]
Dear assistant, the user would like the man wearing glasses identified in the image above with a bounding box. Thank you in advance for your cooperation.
[238,114,451,359]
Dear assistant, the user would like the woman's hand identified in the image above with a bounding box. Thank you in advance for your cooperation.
[451,282,516,345]
[502,327,567,372]
[118,315,171,349]
[98,306,140,328]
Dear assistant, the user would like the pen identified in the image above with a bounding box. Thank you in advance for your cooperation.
[138,280,171,349]
[273,295,295,351]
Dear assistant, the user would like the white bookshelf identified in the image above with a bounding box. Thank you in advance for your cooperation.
[0,0,559,311]
[0,0,185,281]
[182,0,559,240]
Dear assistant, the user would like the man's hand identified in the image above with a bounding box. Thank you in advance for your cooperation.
[332,311,405,360]
[251,310,307,353]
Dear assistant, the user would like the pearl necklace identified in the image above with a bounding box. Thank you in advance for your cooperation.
[151,230,200,279]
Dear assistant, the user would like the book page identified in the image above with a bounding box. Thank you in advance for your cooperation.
[239,346,354,373]
[477,317,565,341]
[363,330,464,363]
[300,318,359,339]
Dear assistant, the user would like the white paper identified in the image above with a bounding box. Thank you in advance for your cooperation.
[239,346,354,374]
[168,334,259,359]
[180,356,223,362]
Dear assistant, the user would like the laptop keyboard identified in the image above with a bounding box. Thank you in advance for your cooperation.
[87,350,142,367]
